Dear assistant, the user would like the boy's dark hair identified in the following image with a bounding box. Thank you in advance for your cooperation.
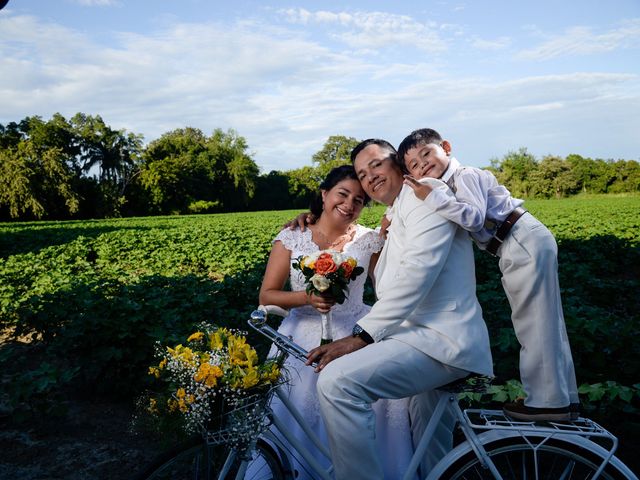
[397,129,443,168]
[309,164,371,218]
[350,138,398,166]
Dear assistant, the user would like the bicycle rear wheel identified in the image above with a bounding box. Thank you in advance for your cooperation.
[136,436,285,480]
[434,435,636,480]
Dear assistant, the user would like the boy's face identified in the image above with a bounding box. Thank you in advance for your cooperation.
[403,141,450,180]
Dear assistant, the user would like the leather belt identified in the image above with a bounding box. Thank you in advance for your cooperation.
[485,207,527,256]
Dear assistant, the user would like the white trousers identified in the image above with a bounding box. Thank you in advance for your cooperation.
[497,213,579,407]
[316,339,467,480]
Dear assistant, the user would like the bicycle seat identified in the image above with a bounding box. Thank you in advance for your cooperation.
[436,374,493,394]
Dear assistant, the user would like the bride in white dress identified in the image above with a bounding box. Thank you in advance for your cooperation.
[259,165,414,479]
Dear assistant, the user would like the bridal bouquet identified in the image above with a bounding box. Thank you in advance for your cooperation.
[292,250,364,344]
[143,324,281,436]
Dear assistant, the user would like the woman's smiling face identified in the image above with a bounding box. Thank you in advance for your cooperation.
[321,178,366,225]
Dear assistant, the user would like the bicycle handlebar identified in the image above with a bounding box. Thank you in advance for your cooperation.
[248,306,318,368]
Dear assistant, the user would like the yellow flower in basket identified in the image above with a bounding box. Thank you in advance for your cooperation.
[143,323,282,435]
[209,331,225,350]
[261,363,280,383]
[242,367,260,389]
[194,363,224,387]
[228,337,259,367]
[168,344,198,367]
[187,331,205,342]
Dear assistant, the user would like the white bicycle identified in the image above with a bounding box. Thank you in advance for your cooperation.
[136,305,638,480]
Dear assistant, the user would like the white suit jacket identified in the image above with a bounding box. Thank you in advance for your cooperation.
[358,179,493,376]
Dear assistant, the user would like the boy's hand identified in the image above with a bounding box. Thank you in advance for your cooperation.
[282,212,316,231]
[404,175,432,200]
[379,215,391,239]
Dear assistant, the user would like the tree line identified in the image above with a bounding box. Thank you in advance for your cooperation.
[1,113,638,221]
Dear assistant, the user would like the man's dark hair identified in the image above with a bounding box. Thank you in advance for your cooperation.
[350,138,398,166]
[397,129,443,167]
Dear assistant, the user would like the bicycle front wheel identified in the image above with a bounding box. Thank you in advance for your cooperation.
[136,436,285,480]
[432,433,637,480]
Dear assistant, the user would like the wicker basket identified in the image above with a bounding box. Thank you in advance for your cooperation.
[201,385,277,446]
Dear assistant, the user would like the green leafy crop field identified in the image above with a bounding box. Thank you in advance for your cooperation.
[0,195,638,416]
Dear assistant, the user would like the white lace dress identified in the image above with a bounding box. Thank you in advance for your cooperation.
[267,225,414,480]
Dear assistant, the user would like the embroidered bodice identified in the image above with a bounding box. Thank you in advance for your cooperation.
[274,224,384,324]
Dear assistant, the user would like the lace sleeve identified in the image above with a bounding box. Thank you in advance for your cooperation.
[357,228,386,254]
[273,228,299,251]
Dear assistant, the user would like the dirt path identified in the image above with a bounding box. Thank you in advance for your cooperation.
[0,400,158,480]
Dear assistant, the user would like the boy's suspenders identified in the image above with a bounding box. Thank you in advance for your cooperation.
[445,166,465,194]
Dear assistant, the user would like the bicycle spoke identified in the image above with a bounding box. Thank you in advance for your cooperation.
[556,458,576,480]
[439,439,631,480]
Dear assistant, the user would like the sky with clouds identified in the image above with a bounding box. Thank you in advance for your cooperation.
[1,0,639,173]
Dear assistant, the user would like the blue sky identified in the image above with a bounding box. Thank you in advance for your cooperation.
[1,0,639,173]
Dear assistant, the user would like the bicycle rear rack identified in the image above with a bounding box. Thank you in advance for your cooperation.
[462,408,619,478]
[465,409,617,444]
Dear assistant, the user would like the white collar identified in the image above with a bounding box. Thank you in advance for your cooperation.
[440,156,461,183]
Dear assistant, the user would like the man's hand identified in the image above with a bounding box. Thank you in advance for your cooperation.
[306,335,367,372]
[379,214,391,239]
[282,212,316,231]
[403,175,432,200]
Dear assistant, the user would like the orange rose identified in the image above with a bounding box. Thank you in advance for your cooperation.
[315,253,338,275]
[340,261,354,278]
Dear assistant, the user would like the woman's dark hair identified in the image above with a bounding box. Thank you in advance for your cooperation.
[309,165,370,218]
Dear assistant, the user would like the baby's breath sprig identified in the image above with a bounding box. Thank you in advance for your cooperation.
[141,324,282,437]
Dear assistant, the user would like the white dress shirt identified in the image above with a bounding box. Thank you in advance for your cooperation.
[424,157,524,247]
[360,180,493,376]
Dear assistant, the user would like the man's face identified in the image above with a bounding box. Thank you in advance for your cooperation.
[403,142,450,180]
[353,144,403,206]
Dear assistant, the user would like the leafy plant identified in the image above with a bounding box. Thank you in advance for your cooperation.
[0,196,638,419]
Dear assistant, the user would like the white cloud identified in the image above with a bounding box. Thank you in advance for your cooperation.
[385,72,640,164]
[511,102,564,113]
[281,8,447,53]
[70,0,119,6]
[518,18,640,60]
[245,71,640,170]
[471,36,510,50]
[0,9,638,173]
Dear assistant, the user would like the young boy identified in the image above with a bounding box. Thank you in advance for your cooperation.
[396,128,579,421]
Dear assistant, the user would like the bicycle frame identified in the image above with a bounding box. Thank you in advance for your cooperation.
[247,307,443,480]
[248,308,632,480]
[265,387,334,480]
[247,307,334,479]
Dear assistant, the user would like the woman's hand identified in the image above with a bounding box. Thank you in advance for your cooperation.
[308,291,336,313]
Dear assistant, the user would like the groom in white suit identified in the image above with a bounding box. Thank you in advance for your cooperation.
[307,139,494,479]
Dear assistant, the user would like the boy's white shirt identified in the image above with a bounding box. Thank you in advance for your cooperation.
[420,157,524,246]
